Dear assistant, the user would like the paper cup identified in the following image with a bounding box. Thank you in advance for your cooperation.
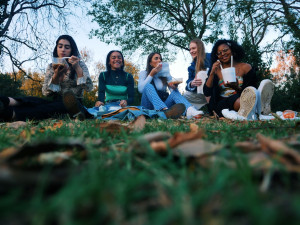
[221,67,236,83]
[157,62,170,77]
[196,71,208,94]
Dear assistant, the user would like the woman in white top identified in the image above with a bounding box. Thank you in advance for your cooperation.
[138,52,203,119]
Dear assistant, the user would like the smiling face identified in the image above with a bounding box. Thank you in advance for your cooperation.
[150,53,162,68]
[56,39,72,58]
[189,42,198,59]
[216,44,232,64]
[109,51,123,70]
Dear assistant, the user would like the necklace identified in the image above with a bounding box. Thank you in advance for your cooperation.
[111,71,120,84]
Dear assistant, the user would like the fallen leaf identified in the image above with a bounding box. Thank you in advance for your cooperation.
[189,123,199,133]
[173,139,222,158]
[129,115,146,132]
[247,152,273,170]
[6,121,27,129]
[0,147,18,162]
[257,133,300,165]
[235,141,261,152]
[96,121,129,133]
[3,138,86,164]
[168,130,206,148]
[150,129,206,153]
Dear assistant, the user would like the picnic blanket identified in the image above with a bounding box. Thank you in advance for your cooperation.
[87,106,167,121]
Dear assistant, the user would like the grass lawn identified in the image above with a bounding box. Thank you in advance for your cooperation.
[0,116,299,225]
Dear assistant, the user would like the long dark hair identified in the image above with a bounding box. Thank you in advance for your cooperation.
[53,35,80,79]
[106,50,125,71]
[146,52,168,85]
[146,52,162,75]
[210,39,245,66]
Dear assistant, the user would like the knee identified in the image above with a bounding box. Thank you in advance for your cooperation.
[143,83,155,94]
[233,98,240,111]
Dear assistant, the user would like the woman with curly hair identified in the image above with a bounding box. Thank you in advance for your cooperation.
[203,39,274,119]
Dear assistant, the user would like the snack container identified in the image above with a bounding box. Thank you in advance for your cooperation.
[196,70,208,94]
[52,57,69,69]
[221,67,236,83]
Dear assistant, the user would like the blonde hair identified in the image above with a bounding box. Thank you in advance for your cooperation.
[190,39,206,74]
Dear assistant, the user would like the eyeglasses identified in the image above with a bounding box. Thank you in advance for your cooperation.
[216,48,230,57]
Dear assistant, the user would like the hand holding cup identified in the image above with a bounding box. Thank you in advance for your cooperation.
[150,63,162,77]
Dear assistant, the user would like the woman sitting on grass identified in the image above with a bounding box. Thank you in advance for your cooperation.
[94,50,135,110]
[138,52,203,119]
[184,38,210,110]
[204,39,274,120]
[0,35,93,122]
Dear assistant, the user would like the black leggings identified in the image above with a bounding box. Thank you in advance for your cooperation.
[1,96,91,121]
[214,93,240,117]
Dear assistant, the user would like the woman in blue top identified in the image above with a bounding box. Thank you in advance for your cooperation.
[184,39,210,110]
[138,52,203,119]
[95,50,135,109]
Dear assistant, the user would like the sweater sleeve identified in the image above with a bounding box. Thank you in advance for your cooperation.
[77,61,93,92]
[98,72,106,103]
[203,74,219,97]
[138,70,153,93]
[126,73,135,105]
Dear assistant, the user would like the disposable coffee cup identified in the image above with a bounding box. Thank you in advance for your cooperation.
[156,62,170,78]
[221,67,236,83]
[196,70,208,94]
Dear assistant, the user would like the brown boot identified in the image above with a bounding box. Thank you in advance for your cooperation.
[63,91,85,121]
[163,103,186,119]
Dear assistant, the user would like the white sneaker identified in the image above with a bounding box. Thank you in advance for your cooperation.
[258,79,274,115]
[222,109,247,120]
[186,106,204,119]
[238,87,258,120]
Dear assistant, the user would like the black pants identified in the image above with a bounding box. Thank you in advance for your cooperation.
[2,96,91,121]
[214,93,240,117]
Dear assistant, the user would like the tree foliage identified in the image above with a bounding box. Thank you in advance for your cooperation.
[89,0,223,57]
[0,73,23,96]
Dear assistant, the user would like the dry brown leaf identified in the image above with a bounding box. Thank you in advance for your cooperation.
[235,141,261,153]
[257,133,300,165]
[189,123,199,133]
[150,130,206,153]
[173,139,222,158]
[96,121,129,133]
[3,138,86,163]
[141,132,171,143]
[53,120,64,129]
[129,115,146,132]
[150,142,168,153]
[169,130,206,148]
[6,121,27,129]
[247,152,273,170]
[0,147,18,162]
